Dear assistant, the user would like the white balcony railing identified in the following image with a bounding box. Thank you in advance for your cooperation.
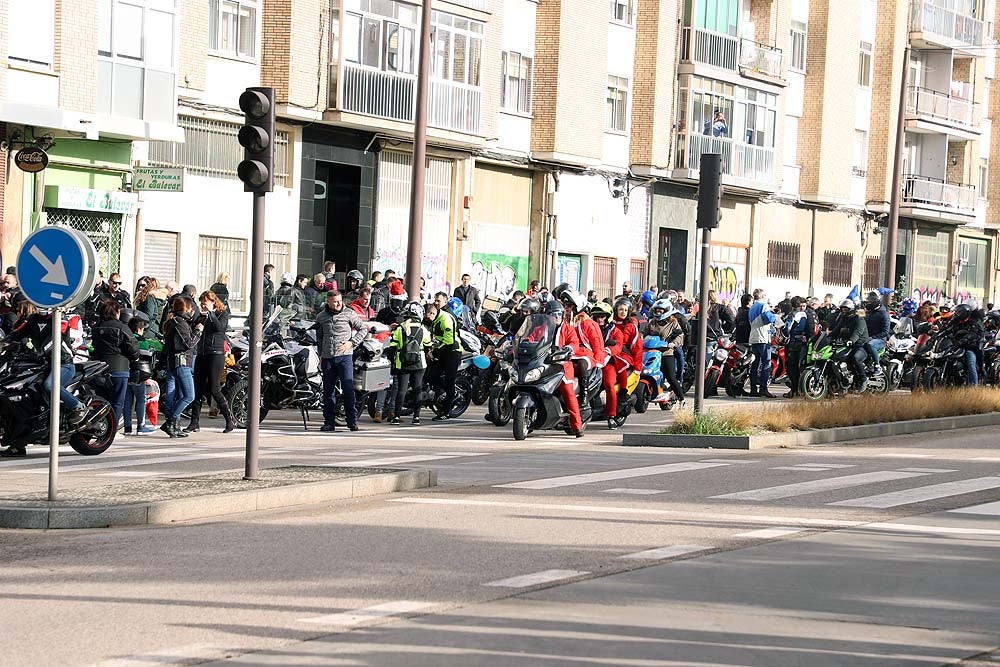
[338,63,481,135]
[902,174,977,213]
[739,39,784,79]
[911,0,987,46]
[681,27,740,71]
[906,86,981,129]
[678,133,775,186]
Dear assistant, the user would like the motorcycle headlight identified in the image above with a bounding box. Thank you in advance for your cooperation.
[812,352,823,361]
[714,348,729,361]
[522,367,543,383]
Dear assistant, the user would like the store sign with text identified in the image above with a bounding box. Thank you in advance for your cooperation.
[14,146,49,173]
[133,166,184,192]
[56,186,139,216]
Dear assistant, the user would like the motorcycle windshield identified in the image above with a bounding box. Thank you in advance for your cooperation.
[514,315,558,366]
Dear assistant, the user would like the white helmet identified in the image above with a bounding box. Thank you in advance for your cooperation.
[650,298,675,323]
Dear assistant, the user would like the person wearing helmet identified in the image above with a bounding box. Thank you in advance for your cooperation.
[543,300,585,436]
[562,289,607,413]
[644,299,686,407]
[893,297,919,336]
[603,296,644,419]
[862,290,890,377]
[385,302,434,425]
[377,290,409,328]
[944,303,985,385]
[426,294,464,421]
[831,298,870,392]
[344,269,365,303]
[748,289,783,398]
[637,290,657,319]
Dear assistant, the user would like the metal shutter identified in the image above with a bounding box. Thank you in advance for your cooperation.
[143,231,179,284]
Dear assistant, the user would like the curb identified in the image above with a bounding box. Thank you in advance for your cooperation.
[622,411,1000,450]
[0,468,436,530]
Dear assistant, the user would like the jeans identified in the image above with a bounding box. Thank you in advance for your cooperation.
[964,349,980,385]
[169,365,196,421]
[162,371,176,417]
[751,343,772,393]
[322,355,357,426]
[44,363,82,411]
[865,338,885,372]
[675,350,685,388]
[124,382,147,430]
[105,371,130,423]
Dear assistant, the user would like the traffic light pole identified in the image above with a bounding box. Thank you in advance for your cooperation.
[404,0,433,302]
[245,192,265,480]
[885,47,909,296]
[694,153,722,414]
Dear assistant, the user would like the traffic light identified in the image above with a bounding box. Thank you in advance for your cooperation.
[696,153,722,229]
[237,87,275,194]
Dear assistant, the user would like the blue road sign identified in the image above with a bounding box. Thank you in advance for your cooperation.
[16,226,97,309]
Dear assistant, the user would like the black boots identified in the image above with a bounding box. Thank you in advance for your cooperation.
[160,418,187,439]
[183,401,202,433]
[218,397,236,433]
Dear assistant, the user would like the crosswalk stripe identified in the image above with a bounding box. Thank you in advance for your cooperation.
[734,527,806,539]
[298,601,434,626]
[712,471,929,501]
[619,545,711,560]
[494,461,732,490]
[831,477,1000,508]
[483,569,588,588]
[602,488,669,495]
[323,453,490,467]
[22,451,239,474]
[772,466,834,472]
[950,500,1000,516]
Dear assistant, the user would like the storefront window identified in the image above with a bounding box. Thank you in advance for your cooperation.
[957,237,988,303]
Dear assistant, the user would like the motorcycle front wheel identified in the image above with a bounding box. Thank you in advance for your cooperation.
[69,397,116,456]
[471,374,491,406]
[922,367,944,391]
[228,379,270,429]
[704,368,722,398]
[488,387,513,426]
[799,367,829,401]
[633,383,649,414]
[513,405,532,441]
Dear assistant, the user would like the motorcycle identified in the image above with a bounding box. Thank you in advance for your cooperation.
[705,335,737,397]
[884,333,915,390]
[920,332,973,390]
[770,330,788,384]
[485,338,515,426]
[723,343,755,397]
[799,333,890,400]
[0,340,117,456]
[636,335,680,411]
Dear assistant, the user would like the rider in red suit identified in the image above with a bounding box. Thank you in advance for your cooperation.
[603,297,642,428]
[544,300,584,437]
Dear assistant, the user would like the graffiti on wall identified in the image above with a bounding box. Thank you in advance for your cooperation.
[373,248,450,295]
[706,245,748,306]
[471,253,528,297]
[911,285,981,306]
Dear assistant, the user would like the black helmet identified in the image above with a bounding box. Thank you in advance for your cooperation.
[551,282,572,301]
[954,303,973,320]
[865,290,881,306]
[481,310,502,333]
[544,300,565,320]
[347,269,364,286]
[839,298,856,313]
[520,297,541,315]
[612,297,634,320]
[389,293,407,313]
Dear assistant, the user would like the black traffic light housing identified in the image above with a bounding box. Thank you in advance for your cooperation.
[237,87,275,194]
[696,153,723,229]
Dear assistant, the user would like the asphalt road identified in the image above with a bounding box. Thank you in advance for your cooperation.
[2,400,1000,667]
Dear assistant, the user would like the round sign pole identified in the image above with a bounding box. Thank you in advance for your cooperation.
[48,307,62,501]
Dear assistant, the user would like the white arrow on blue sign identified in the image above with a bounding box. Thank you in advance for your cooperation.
[16,226,98,309]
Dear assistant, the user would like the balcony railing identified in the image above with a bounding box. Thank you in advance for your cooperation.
[681,27,740,71]
[902,174,977,213]
[739,39,783,79]
[338,63,481,135]
[906,85,981,129]
[911,0,987,46]
[678,133,775,186]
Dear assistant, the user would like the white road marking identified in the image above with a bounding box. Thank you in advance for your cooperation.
[791,463,857,469]
[619,544,711,560]
[734,527,807,539]
[0,447,199,469]
[772,466,834,472]
[863,522,1000,537]
[99,471,185,478]
[972,457,1000,462]
[299,600,435,626]
[91,643,239,666]
[699,459,760,464]
[602,488,669,495]
[896,467,959,473]
[494,461,732,490]
[483,569,589,588]
[873,453,936,459]
[712,471,929,501]
[323,453,489,467]
[22,452,239,474]
[833,477,1000,508]
[951,500,1000,516]
[390,497,863,527]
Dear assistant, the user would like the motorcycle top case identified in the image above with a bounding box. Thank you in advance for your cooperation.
[355,358,392,392]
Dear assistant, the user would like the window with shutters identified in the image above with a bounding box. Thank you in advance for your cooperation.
[823,251,853,286]
[143,230,179,284]
[862,255,881,291]
[766,241,800,279]
[629,259,647,291]
[264,241,292,276]
[593,256,617,302]
[198,235,247,311]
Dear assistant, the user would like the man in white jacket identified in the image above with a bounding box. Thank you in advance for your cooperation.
[748,289,783,398]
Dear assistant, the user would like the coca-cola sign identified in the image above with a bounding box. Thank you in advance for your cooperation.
[14,146,49,173]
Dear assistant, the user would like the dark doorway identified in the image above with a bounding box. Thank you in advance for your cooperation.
[657,228,688,290]
[313,162,362,279]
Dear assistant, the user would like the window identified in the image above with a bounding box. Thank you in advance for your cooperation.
[209,0,257,59]
[8,0,55,66]
[592,256,617,302]
[686,77,778,148]
[853,130,868,177]
[501,52,533,114]
[979,158,989,196]
[97,0,177,123]
[790,21,806,72]
[149,116,291,187]
[143,231,179,284]
[766,241,800,280]
[914,229,950,289]
[606,75,629,133]
[823,251,853,287]
[199,236,247,311]
[343,0,418,75]
[431,11,484,86]
[862,256,881,291]
[858,41,872,87]
[957,237,988,298]
[610,0,633,24]
[629,259,647,290]
[694,0,739,36]
[264,241,292,276]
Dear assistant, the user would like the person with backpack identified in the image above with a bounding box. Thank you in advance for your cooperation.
[385,302,433,425]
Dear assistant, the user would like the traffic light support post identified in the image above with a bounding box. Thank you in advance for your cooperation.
[245,192,265,480]
[694,153,722,414]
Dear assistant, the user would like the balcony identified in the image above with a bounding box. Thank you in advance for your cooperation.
[901,174,977,220]
[675,133,776,191]
[681,27,740,71]
[910,0,988,53]
[738,39,784,82]
[336,63,482,136]
[905,86,981,137]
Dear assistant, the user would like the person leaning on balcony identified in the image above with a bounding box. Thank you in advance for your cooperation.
[704,109,728,137]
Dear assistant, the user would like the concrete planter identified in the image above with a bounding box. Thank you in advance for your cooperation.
[622,411,1000,450]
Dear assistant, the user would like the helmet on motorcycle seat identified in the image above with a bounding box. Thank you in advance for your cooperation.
[543,300,565,320]
[446,297,465,319]
[640,290,656,307]
[481,310,502,333]
[389,292,408,313]
[405,302,423,320]
[650,298,674,323]
[551,282,572,301]
[612,297,634,321]
[954,303,973,320]
[901,297,918,317]
[589,301,613,321]
[839,298,856,312]
[520,297,541,315]
[559,288,587,314]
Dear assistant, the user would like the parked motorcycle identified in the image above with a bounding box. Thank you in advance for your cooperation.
[723,343,755,397]
[704,335,737,397]
[919,332,973,390]
[799,332,890,400]
[884,333,915,390]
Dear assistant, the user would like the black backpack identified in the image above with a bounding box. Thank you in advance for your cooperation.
[399,323,424,368]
